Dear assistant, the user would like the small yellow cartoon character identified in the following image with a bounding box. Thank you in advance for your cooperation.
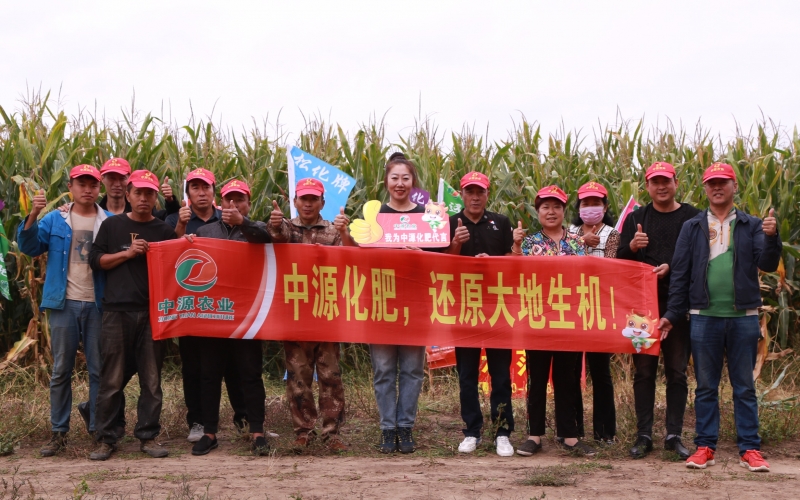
[421,201,447,232]
[622,311,659,353]
[349,200,384,244]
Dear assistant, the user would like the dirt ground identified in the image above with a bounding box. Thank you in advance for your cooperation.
[3,436,799,500]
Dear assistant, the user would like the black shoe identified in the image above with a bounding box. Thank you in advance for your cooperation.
[40,432,67,457]
[378,429,397,454]
[630,435,653,459]
[516,439,542,456]
[191,435,218,456]
[560,439,597,457]
[77,402,91,435]
[397,427,416,454]
[251,436,270,456]
[665,436,690,459]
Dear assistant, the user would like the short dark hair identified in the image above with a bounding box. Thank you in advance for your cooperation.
[185,180,216,195]
[68,175,100,185]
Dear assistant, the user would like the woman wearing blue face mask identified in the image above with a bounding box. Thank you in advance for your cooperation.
[567,181,620,445]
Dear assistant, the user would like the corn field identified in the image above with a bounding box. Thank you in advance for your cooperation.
[1,91,799,370]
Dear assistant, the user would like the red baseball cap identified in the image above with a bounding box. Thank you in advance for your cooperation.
[127,170,159,190]
[186,168,216,185]
[296,178,324,197]
[703,162,736,183]
[645,162,676,180]
[100,158,131,176]
[460,171,489,190]
[535,185,568,204]
[577,181,608,199]
[69,164,101,182]
[221,179,251,197]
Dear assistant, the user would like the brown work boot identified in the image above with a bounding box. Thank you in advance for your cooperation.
[40,432,67,457]
[140,439,168,458]
[292,433,314,451]
[327,437,349,452]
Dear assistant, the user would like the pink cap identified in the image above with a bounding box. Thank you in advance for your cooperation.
[70,164,101,181]
[127,170,159,190]
[221,179,251,197]
[577,181,608,199]
[186,168,216,185]
[460,171,489,190]
[100,158,131,176]
[535,185,568,204]
[645,162,676,180]
[296,178,324,197]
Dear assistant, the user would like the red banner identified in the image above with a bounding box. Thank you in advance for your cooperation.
[147,239,661,354]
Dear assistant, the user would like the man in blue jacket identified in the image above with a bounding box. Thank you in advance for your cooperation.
[17,165,111,456]
[660,162,782,473]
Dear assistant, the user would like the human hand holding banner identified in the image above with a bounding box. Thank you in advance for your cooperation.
[148,239,661,354]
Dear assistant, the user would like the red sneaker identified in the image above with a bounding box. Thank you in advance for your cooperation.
[686,446,715,469]
[740,450,770,472]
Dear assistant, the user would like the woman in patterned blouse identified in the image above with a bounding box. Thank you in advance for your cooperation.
[511,185,596,457]
[567,181,620,446]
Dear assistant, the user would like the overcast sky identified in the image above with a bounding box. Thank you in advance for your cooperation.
[2,0,799,147]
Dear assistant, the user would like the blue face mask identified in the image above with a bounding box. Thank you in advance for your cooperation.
[580,206,604,225]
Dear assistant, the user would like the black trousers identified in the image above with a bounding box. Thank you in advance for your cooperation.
[95,311,164,444]
[180,336,248,428]
[197,337,266,434]
[573,352,616,440]
[455,347,514,438]
[633,316,691,437]
[526,350,579,438]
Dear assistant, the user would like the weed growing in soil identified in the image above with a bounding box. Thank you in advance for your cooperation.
[520,462,612,487]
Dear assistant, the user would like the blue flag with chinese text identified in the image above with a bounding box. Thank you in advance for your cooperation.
[286,146,356,222]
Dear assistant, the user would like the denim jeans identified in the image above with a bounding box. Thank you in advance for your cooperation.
[690,314,761,454]
[633,316,691,437]
[369,344,425,429]
[48,300,102,432]
[95,311,165,444]
[456,347,514,438]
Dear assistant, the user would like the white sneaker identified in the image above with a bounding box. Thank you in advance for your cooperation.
[495,436,514,457]
[187,423,204,443]
[458,436,481,453]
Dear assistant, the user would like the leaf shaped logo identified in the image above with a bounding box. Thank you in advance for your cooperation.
[175,249,218,292]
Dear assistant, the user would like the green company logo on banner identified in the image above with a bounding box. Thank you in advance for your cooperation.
[175,249,218,293]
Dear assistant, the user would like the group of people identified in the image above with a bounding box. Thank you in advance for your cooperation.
[18,153,781,473]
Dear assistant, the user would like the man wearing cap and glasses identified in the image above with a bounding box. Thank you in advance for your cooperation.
[661,163,781,472]
[88,170,177,460]
[259,178,349,451]
[444,171,516,457]
[17,165,112,456]
[616,162,700,460]
[181,179,272,456]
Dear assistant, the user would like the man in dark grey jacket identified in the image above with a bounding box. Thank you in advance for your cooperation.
[660,163,781,472]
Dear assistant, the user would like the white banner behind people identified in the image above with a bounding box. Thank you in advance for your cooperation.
[286,147,356,222]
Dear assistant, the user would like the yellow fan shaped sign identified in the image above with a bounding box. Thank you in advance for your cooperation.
[349,200,384,244]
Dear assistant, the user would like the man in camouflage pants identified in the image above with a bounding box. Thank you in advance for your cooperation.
[267,178,347,451]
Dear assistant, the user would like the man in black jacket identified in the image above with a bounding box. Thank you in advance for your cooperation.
[660,163,781,472]
[617,162,699,459]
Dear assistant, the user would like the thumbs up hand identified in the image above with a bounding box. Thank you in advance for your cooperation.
[630,223,649,252]
[334,206,350,234]
[452,217,470,245]
[582,224,601,248]
[349,200,383,244]
[512,220,526,245]
[161,176,173,201]
[763,208,777,236]
[270,200,284,229]
[30,189,47,217]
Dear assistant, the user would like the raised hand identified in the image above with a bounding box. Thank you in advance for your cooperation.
[763,208,777,236]
[270,200,284,229]
[222,205,243,226]
[177,200,191,226]
[349,200,383,244]
[512,221,526,245]
[582,225,600,248]
[30,189,47,217]
[334,207,350,234]
[630,223,649,252]
[452,218,469,245]
[161,176,173,201]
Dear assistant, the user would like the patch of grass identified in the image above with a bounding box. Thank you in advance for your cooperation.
[79,468,138,482]
[520,462,612,487]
